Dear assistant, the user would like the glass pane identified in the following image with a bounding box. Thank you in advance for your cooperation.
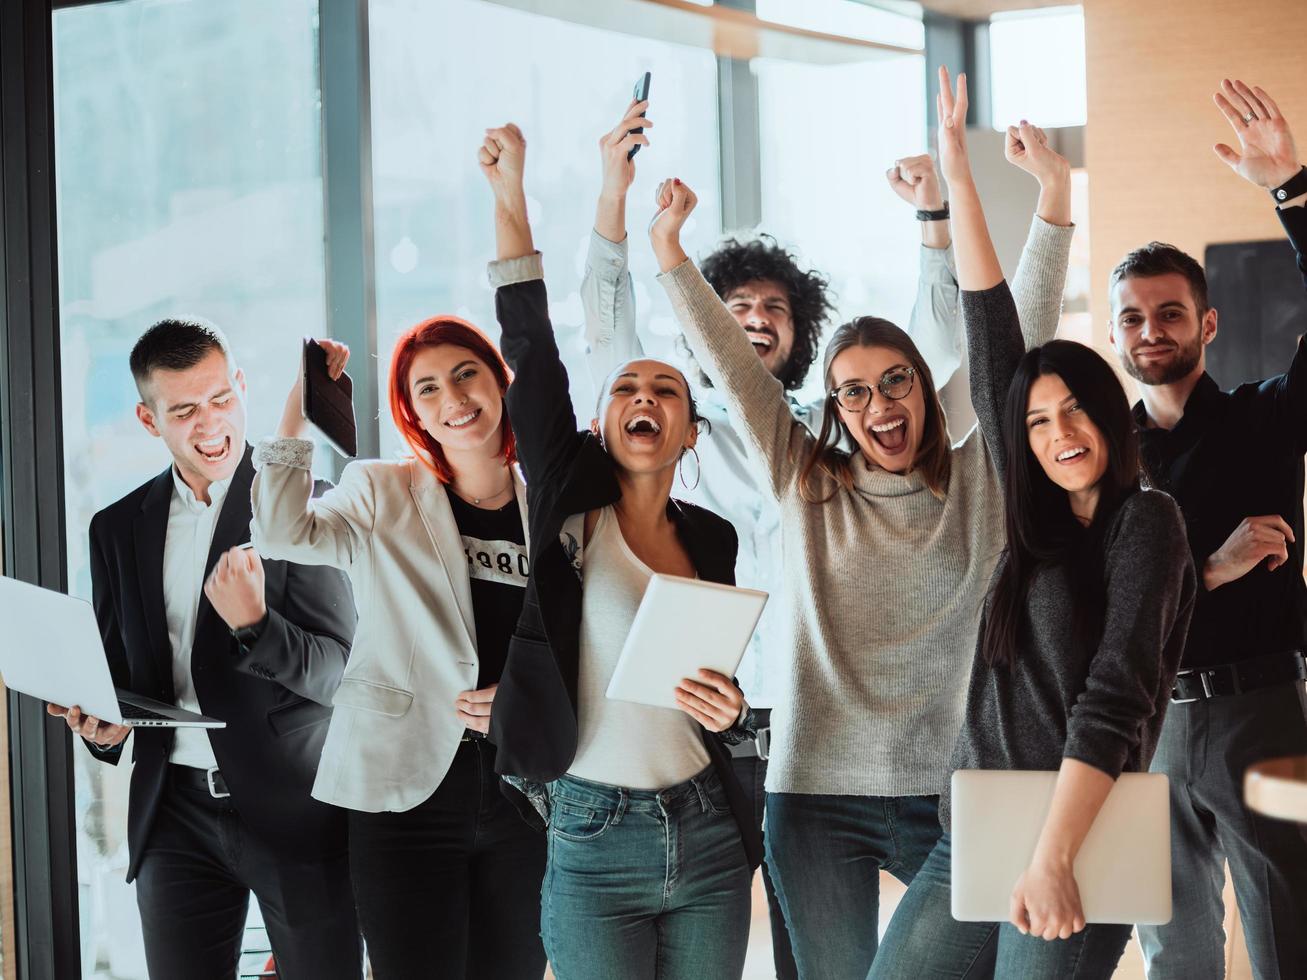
[51,0,324,974]
[369,0,722,456]
[756,53,927,406]
[989,5,1086,130]
[757,0,925,49]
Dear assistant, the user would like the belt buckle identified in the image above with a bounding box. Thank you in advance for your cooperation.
[755,726,771,762]
[1170,669,1200,704]
[205,767,230,799]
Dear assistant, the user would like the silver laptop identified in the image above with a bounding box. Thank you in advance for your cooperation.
[606,574,767,711]
[0,576,224,728]
[951,769,1170,925]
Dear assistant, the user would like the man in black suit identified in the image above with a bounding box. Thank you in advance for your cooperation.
[48,318,362,979]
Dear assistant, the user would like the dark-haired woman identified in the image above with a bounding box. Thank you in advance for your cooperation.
[479,123,762,980]
[867,69,1195,980]
[647,106,1076,980]
[250,319,545,978]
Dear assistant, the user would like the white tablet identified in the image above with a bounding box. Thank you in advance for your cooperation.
[605,574,768,711]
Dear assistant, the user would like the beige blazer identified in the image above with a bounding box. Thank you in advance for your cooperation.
[250,437,529,812]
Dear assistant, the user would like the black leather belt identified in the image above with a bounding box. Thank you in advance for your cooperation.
[1171,650,1306,703]
[460,729,488,743]
[169,764,231,799]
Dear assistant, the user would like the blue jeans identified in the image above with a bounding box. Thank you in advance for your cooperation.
[869,833,1131,980]
[1138,681,1307,980]
[764,792,942,980]
[541,767,752,980]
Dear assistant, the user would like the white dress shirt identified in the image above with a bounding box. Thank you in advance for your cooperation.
[164,468,231,770]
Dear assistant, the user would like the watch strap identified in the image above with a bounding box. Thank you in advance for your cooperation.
[1271,166,1307,203]
[916,202,950,221]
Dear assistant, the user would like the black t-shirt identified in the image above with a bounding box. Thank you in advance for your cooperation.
[446,490,529,688]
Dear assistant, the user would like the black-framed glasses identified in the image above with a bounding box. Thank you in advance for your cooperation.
[829,366,916,412]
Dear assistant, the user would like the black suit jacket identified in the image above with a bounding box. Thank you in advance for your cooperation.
[88,446,355,881]
[489,267,763,871]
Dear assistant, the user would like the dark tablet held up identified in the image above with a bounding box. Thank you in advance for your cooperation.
[628,71,651,160]
[302,338,358,458]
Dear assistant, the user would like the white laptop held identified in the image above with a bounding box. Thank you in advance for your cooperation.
[0,576,224,728]
[605,574,767,711]
[950,769,1171,925]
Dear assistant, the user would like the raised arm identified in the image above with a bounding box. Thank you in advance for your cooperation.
[251,343,378,568]
[936,67,1025,474]
[581,101,650,384]
[888,153,964,385]
[479,123,582,487]
[650,180,812,501]
[1211,79,1307,448]
[1004,122,1076,347]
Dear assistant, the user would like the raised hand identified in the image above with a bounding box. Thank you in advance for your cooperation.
[278,338,350,439]
[1213,79,1301,189]
[1005,121,1070,185]
[478,123,528,200]
[674,669,745,733]
[600,100,652,201]
[886,154,945,211]
[648,178,698,272]
[936,66,972,186]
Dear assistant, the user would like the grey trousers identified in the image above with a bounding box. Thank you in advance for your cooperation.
[1139,680,1307,980]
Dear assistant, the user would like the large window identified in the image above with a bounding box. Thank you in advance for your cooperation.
[369,0,723,448]
[756,51,926,407]
[989,5,1086,130]
[52,1,325,974]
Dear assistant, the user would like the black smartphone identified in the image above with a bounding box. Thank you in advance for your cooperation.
[628,71,652,161]
[301,338,358,458]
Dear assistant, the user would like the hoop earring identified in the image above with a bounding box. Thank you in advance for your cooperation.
[678,446,701,492]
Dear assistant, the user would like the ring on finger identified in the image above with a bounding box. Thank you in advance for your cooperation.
[1243,112,1256,124]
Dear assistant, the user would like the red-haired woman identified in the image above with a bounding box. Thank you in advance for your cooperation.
[250,319,545,979]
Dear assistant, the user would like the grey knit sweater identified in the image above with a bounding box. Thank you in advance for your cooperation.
[658,217,1073,796]
[939,285,1197,830]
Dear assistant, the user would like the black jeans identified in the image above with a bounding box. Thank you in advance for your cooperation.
[135,766,361,980]
[730,709,799,980]
[348,737,547,980]
[1139,680,1307,979]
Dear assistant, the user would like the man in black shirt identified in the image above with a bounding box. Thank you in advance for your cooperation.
[1109,79,1307,979]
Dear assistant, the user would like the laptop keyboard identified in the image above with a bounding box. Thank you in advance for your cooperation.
[117,701,173,722]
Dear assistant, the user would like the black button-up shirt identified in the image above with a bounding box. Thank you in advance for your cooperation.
[1135,204,1307,669]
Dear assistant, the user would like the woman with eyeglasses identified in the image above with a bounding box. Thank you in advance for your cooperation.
[867,68,1194,980]
[646,109,1077,979]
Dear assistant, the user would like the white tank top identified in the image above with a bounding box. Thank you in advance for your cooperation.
[567,506,712,790]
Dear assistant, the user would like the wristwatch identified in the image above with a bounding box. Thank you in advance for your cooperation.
[916,202,950,221]
[1270,166,1307,204]
[231,611,269,649]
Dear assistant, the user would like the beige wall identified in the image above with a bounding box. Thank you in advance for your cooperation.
[1083,0,1307,340]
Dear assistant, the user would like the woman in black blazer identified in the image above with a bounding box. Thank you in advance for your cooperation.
[480,124,763,980]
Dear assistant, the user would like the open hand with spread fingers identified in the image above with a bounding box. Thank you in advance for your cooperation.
[478,122,527,199]
[1213,79,1301,190]
[674,669,746,733]
[936,66,972,186]
[886,154,945,211]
